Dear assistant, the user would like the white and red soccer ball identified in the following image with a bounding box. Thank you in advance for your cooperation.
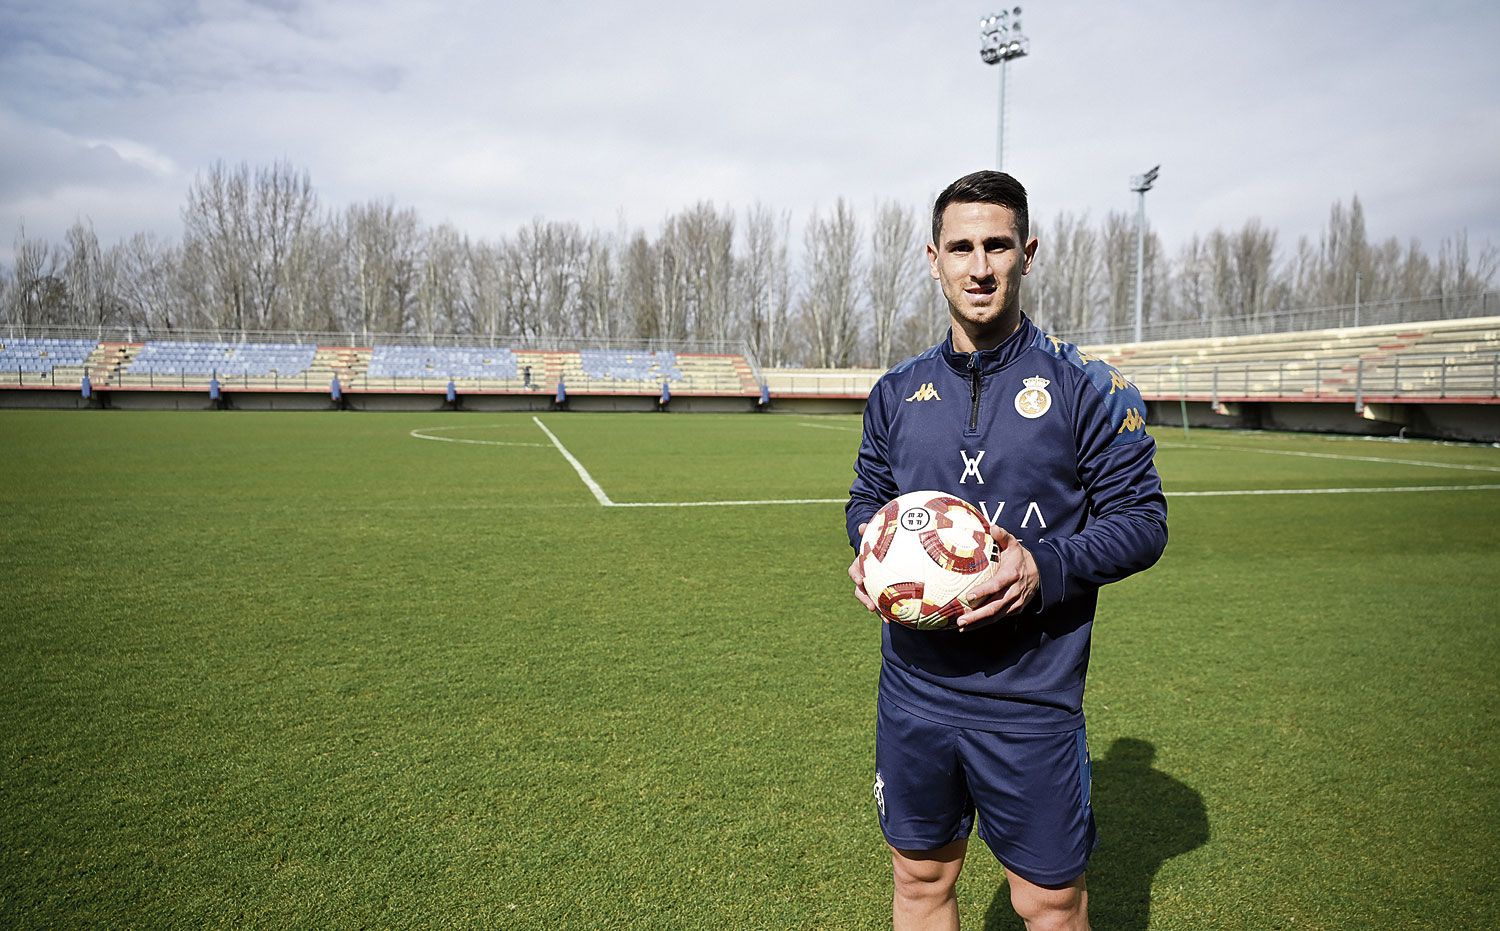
[857,491,1001,630]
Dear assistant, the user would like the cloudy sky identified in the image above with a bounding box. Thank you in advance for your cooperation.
[3,0,1497,266]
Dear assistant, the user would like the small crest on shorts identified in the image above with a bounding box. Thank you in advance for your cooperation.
[873,771,887,821]
[1015,375,1052,419]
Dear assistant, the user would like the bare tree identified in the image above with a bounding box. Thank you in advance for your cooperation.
[799,199,862,367]
[615,230,656,341]
[246,161,317,330]
[7,225,64,326]
[655,203,735,343]
[181,161,251,333]
[340,200,420,337]
[467,239,509,340]
[1039,212,1101,337]
[738,204,791,366]
[62,219,125,328]
[118,231,184,331]
[1168,235,1211,325]
[1438,230,1499,297]
[578,231,617,342]
[867,200,922,367]
[415,223,472,337]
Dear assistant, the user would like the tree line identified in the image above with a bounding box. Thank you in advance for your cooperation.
[4,160,1495,367]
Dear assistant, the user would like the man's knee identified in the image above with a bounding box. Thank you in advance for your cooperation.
[1009,872,1087,931]
[891,842,965,906]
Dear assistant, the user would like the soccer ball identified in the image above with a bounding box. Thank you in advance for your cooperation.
[857,491,1000,630]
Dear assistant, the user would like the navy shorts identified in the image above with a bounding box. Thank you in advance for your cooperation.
[873,696,1095,887]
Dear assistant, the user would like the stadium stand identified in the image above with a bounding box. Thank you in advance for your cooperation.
[2,316,1492,433]
[366,345,519,381]
[84,343,140,384]
[126,341,317,377]
[579,349,682,383]
[1092,316,1500,403]
[0,337,97,374]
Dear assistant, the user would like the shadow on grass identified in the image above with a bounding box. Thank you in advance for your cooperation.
[983,738,1208,930]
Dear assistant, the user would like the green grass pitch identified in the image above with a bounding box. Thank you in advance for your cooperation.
[1,410,1497,929]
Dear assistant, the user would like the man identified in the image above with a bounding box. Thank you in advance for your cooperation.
[846,170,1167,931]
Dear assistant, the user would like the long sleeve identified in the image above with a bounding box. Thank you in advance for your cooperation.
[1028,368,1168,609]
[846,379,899,548]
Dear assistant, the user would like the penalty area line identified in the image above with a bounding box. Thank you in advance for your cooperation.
[531,416,845,508]
[607,497,846,508]
[1170,483,1500,498]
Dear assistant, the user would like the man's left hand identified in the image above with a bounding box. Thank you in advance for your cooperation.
[955,524,1040,632]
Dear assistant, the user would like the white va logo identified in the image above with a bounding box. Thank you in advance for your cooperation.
[959,449,986,484]
[976,500,1050,529]
[873,771,887,821]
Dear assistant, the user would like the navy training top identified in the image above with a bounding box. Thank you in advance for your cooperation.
[846,315,1168,733]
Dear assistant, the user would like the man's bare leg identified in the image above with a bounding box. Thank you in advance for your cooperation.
[1005,867,1088,931]
[891,839,966,931]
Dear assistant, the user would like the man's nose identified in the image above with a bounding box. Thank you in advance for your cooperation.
[968,251,994,280]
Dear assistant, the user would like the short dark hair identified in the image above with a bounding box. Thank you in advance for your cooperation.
[931,170,1029,246]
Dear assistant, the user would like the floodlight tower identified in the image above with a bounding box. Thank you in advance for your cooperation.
[980,8,1030,171]
[1130,165,1160,343]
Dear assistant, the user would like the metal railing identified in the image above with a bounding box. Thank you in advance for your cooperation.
[0,322,754,358]
[1049,290,1498,345]
[0,367,757,396]
[1129,350,1500,403]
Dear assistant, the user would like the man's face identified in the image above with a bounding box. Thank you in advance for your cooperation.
[927,201,1038,337]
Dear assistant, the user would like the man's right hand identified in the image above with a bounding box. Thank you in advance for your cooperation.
[848,522,879,615]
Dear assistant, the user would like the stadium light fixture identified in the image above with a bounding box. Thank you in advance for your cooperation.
[979,7,1031,171]
[1130,165,1160,343]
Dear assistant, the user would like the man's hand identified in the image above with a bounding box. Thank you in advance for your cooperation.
[956,524,1040,632]
[848,522,879,616]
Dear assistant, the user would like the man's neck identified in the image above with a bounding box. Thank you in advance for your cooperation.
[950,310,1022,353]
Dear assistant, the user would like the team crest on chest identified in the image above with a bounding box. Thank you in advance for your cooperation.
[1014,376,1052,419]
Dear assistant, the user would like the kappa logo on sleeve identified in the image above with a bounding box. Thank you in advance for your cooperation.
[1107,370,1133,395]
[904,383,941,402]
[1118,408,1146,434]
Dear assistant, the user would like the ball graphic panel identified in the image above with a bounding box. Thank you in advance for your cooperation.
[857,491,1000,630]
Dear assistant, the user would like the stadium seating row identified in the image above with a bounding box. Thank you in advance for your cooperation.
[579,349,683,382]
[130,342,316,376]
[366,346,519,380]
[0,338,97,373]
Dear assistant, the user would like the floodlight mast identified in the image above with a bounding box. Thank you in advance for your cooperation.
[979,8,1030,171]
[1130,165,1160,343]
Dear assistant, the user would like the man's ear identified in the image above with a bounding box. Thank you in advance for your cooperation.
[1022,236,1039,275]
[927,241,941,280]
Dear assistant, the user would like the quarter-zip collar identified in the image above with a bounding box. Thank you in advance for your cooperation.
[940,314,1038,377]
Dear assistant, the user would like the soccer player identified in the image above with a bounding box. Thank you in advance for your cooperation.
[846,170,1168,931]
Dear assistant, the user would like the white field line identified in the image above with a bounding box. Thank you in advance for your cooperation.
[532,416,844,508]
[798,421,862,433]
[606,497,847,507]
[516,418,1500,508]
[410,425,548,448]
[1170,483,1500,498]
[1158,441,1500,474]
[531,417,614,506]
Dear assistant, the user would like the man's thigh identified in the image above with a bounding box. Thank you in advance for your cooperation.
[959,724,1095,887]
[873,698,974,851]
